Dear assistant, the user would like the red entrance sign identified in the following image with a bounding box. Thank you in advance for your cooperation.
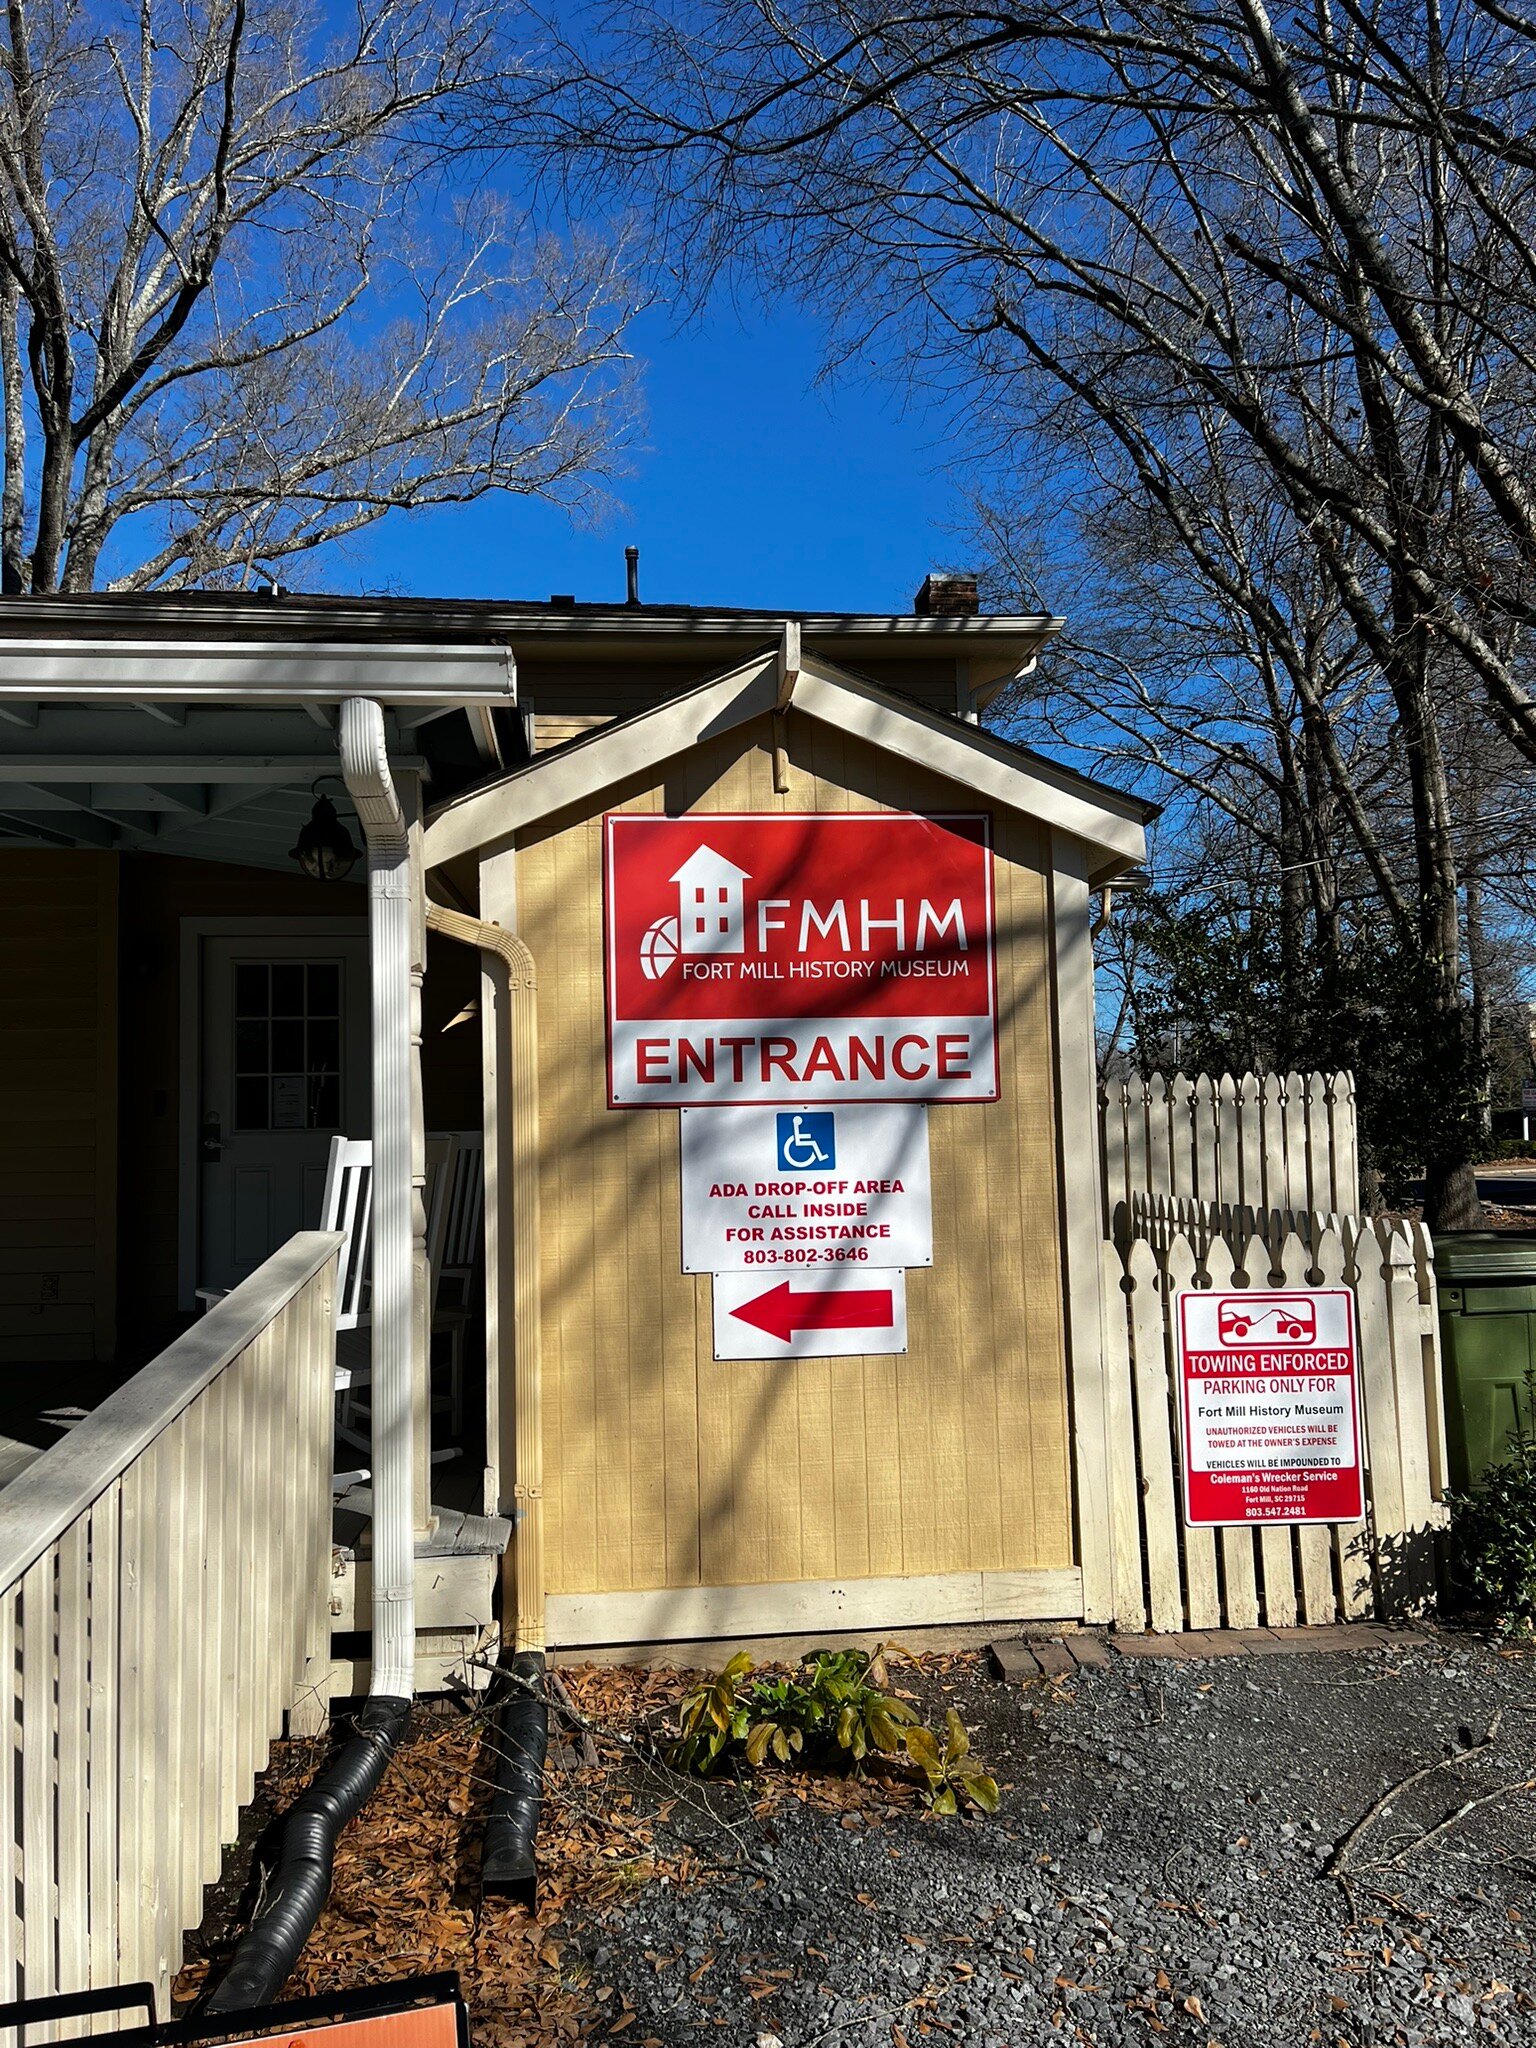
[1176,1287,1364,1527]
[603,812,997,1105]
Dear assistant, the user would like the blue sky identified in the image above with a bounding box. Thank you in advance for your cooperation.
[354,303,970,613]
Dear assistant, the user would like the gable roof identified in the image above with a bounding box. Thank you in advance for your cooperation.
[423,647,1152,882]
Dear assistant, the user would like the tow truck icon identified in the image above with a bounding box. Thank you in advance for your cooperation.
[1218,1297,1316,1346]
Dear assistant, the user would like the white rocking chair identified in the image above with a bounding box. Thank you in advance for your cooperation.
[322,1132,456,1484]
[429,1129,484,1434]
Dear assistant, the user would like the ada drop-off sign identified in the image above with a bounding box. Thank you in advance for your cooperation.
[679,1101,932,1273]
[1175,1287,1364,1527]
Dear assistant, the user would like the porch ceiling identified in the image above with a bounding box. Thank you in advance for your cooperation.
[0,700,450,869]
[0,629,519,867]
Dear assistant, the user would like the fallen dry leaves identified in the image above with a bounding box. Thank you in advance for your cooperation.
[175,1665,707,2048]
[175,1655,976,2048]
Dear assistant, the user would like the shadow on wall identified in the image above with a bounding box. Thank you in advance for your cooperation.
[1371,1524,1444,1623]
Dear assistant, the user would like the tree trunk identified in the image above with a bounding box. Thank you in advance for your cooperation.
[0,274,25,593]
[1277,786,1309,1061]
[1466,867,1492,1141]
[1425,1156,1483,1232]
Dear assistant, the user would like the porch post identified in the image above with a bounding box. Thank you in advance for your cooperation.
[340,698,418,1699]
[404,774,432,1538]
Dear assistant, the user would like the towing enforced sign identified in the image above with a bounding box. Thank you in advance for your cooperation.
[1175,1286,1364,1527]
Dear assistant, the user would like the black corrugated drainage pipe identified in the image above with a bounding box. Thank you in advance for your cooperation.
[480,1652,548,1908]
[205,1696,411,2012]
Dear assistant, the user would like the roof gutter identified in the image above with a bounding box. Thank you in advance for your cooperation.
[0,638,516,704]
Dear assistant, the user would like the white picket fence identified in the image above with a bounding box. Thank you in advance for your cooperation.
[1120,1191,1350,1259]
[0,1232,340,2028]
[1099,1070,1359,1225]
[1095,1212,1447,1634]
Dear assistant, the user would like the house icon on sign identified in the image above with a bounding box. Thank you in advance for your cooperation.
[671,844,751,954]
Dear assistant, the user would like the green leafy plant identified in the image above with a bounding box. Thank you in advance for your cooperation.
[740,1670,818,1765]
[666,1647,997,1815]
[903,1708,1001,1815]
[670,1650,758,1777]
[797,1647,921,1763]
[1447,1367,1536,1626]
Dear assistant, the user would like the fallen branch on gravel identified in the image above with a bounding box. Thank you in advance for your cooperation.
[1326,1710,1505,1886]
[1380,1776,1536,1868]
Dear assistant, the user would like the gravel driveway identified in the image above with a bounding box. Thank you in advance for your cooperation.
[569,1631,1536,2048]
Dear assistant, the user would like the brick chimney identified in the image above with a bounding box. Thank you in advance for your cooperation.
[914,571,979,617]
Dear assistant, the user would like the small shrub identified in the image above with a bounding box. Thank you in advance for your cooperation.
[902,1708,1001,1816]
[1447,1368,1536,1625]
[667,1646,998,1814]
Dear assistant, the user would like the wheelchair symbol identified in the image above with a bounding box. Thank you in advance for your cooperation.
[777,1111,835,1171]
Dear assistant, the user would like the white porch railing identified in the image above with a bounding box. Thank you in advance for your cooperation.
[0,1231,341,2028]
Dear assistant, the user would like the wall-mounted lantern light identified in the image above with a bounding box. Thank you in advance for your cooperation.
[288,780,360,882]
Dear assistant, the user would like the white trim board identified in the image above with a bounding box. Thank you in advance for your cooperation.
[0,638,515,704]
[545,1568,1085,1647]
[425,653,779,866]
[176,915,368,1310]
[1049,835,1114,1625]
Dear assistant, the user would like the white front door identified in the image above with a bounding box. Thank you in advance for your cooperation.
[197,928,370,1294]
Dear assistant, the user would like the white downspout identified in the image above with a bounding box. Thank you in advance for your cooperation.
[340,697,416,1700]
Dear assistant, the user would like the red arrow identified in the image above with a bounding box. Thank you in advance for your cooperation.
[729,1279,895,1344]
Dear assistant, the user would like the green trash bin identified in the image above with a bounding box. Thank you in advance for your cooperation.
[1435,1231,1536,1490]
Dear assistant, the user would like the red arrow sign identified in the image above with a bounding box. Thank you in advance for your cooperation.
[729,1279,896,1344]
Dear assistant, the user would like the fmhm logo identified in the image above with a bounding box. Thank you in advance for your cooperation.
[639,843,752,979]
[777,1111,835,1171]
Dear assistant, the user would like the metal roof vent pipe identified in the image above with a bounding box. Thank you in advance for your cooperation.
[625,544,641,605]
[206,696,416,2012]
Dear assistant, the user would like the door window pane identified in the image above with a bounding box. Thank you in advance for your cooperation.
[234,1019,267,1069]
[271,964,305,1015]
[230,957,347,1130]
[307,1016,340,1072]
[234,963,268,1016]
[311,1073,341,1128]
[271,1019,305,1072]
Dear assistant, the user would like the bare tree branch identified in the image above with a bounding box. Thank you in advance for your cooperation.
[0,0,641,592]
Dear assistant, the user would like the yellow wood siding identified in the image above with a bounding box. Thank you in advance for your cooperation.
[533,711,613,753]
[0,852,118,1364]
[515,711,1072,1600]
